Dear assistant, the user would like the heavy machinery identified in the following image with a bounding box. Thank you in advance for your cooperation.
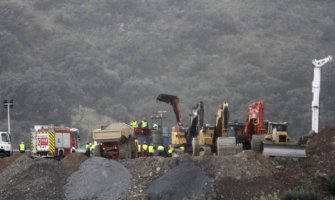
[263,121,306,157]
[30,125,80,159]
[190,101,240,156]
[242,101,306,157]
[156,94,188,147]
[0,131,12,157]
[242,100,266,153]
[215,102,241,156]
[91,122,137,159]
[311,55,333,134]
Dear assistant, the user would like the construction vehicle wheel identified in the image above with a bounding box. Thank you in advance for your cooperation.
[119,144,127,159]
[251,135,263,153]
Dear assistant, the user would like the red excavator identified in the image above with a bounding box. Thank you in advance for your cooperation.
[241,100,306,157]
[156,94,187,147]
[241,100,265,152]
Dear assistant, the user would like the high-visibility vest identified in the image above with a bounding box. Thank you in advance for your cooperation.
[19,144,25,151]
[141,120,148,128]
[131,120,138,128]
[85,144,90,150]
[168,147,174,154]
[142,144,148,151]
[137,144,142,152]
[179,146,185,152]
[157,145,164,151]
[148,145,154,153]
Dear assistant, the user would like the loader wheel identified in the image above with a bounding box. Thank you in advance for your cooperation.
[251,135,263,153]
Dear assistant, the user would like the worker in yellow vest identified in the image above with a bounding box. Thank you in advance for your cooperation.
[137,143,142,157]
[130,120,138,128]
[19,142,26,153]
[141,119,148,128]
[142,141,148,157]
[157,145,165,157]
[148,143,154,156]
[179,146,185,153]
[167,144,174,157]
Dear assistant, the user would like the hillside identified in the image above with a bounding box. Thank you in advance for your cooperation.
[0,0,335,144]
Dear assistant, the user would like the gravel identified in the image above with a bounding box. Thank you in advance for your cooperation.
[64,157,132,200]
[144,161,213,200]
[0,155,65,200]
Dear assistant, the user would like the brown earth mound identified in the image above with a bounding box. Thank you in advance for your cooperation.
[62,152,88,176]
[0,153,21,173]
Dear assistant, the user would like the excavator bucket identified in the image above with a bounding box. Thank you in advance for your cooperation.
[262,143,306,158]
[217,137,242,156]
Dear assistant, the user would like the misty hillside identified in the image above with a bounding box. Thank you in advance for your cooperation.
[0,0,335,144]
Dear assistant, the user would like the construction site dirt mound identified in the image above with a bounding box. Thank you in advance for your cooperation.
[120,155,179,198]
[0,155,66,200]
[144,161,213,200]
[62,152,88,176]
[64,157,132,200]
[303,128,335,192]
[0,153,21,173]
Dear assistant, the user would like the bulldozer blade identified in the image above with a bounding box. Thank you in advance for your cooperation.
[263,143,306,158]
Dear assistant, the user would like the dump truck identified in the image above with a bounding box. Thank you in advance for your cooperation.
[91,122,137,159]
[30,125,80,159]
[0,131,12,157]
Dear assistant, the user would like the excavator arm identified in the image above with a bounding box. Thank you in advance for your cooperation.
[244,100,265,137]
[156,94,183,124]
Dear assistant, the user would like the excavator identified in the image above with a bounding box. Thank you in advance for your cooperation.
[242,100,266,153]
[242,100,306,157]
[156,94,188,147]
[190,101,240,156]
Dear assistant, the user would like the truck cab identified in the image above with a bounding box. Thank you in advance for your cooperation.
[0,132,12,157]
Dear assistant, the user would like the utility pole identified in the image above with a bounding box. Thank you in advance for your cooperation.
[3,99,13,133]
[311,55,332,134]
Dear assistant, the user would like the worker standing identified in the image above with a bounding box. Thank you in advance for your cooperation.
[85,142,90,157]
[141,119,148,129]
[152,123,159,130]
[130,120,138,128]
[19,142,26,154]
[90,142,96,156]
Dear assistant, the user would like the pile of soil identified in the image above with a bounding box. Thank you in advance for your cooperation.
[144,160,213,200]
[0,155,66,200]
[64,157,132,200]
[62,153,88,176]
[0,153,21,173]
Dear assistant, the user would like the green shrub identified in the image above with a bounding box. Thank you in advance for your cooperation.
[280,183,321,200]
[253,192,280,200]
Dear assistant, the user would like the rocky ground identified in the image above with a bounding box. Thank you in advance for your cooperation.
[0,128,335,200]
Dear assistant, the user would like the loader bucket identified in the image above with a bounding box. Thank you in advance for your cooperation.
[216,137,242,156]
[262,143,306,158]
